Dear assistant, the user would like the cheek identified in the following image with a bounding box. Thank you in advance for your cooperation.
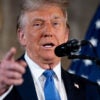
[25,33,39,51]
[26,39,38,57]
[25,30,38,43]
[57,33,68,43]
[56,26,68,43]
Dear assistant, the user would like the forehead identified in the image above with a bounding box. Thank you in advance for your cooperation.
[25,5,66,21]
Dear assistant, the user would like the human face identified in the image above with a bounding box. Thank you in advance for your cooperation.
[18,5,69,69]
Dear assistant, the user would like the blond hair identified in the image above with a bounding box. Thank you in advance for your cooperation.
[17,0,68,29]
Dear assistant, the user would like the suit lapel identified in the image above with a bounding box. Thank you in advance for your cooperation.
[15,55,38,100]
[14,55,86,100]
[61,68,86,100]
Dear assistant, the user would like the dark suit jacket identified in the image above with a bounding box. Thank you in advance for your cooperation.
[4,55,100,100]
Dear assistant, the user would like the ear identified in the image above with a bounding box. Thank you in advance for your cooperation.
[17,28,26,46]
[64,27,69,42]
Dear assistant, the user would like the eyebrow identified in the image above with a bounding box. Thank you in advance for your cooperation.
[32,18,44,21]
[53,15,64,20]
[31,15,65,23]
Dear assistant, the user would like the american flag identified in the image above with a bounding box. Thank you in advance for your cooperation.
[68,4,100,85]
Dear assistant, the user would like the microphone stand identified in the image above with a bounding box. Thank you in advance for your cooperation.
[68,54,100,66]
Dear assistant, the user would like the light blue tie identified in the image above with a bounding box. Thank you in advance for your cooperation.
[43,70,61,100]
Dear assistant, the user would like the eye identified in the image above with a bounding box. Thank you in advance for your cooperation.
[33,23,42,27]
[32,21,43,28]
[54,22,59,25]
[53,22,60,27]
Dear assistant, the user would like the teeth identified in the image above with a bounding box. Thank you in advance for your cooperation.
[43,43,54,48]
[44,45,52,48]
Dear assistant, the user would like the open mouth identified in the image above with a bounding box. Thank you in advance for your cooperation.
[43,43,55,48]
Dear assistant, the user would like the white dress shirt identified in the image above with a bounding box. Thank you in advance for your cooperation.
[25,53,67,100]
[0,86,13,100]
[0,53,67,100]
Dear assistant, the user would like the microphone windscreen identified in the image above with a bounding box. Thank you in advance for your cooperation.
[55,43,70,57]
[54,39,80,57]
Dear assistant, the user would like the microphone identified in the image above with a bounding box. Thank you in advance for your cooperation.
[55,39,88,57]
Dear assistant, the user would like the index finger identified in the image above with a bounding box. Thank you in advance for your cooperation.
[4,47,16,61]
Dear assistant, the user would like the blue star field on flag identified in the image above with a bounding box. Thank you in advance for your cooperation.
[68,4,100,85]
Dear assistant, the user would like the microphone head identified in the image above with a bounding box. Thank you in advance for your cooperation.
[55,43,69,57]
[54,39,80,57]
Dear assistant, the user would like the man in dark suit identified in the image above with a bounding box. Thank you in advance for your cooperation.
[0,0,100,100]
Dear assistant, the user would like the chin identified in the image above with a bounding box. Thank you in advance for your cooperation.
[42,54,54,60]
[44,56,54,60]
[44,53,55,58]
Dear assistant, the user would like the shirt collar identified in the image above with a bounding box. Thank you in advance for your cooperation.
[53,63,62,82]
[24,52,61,82]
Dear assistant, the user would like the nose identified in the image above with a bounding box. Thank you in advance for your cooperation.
[43,34,52,37]
[42,22,53,37]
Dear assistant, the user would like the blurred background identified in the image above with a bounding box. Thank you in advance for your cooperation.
[0,0,99,68]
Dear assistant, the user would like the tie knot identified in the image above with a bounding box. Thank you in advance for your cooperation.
[43,70,54,78]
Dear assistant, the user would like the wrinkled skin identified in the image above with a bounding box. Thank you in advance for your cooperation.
[0,4,69,95]
[18,5,69,69]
